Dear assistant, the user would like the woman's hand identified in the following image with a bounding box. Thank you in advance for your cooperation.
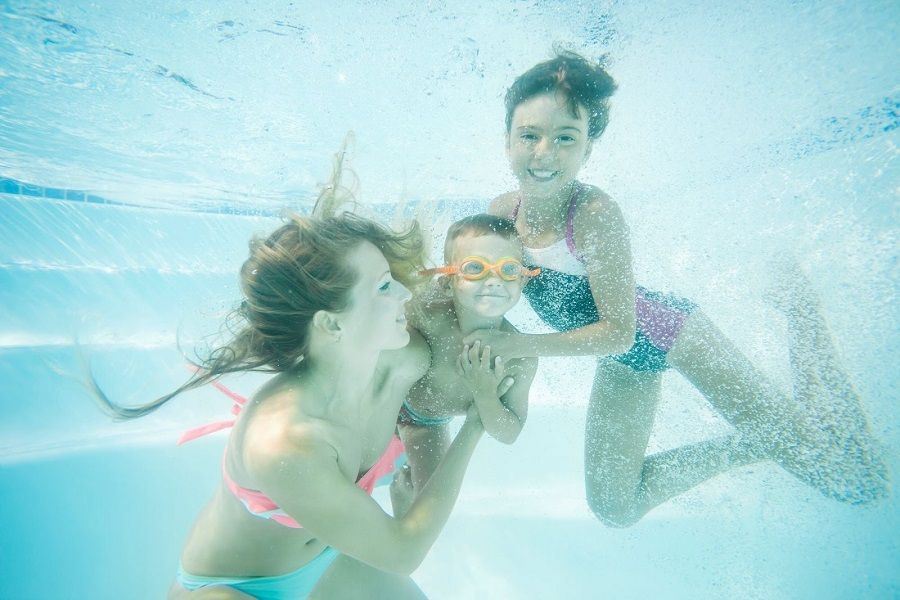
[461,329,531,360]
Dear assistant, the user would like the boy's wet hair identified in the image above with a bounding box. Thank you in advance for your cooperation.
[505,49,617,140]
[443,214,519,262]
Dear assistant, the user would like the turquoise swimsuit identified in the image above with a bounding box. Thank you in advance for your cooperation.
[512,186,697,373]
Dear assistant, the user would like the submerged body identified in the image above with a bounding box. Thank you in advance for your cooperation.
[509,183,697,372]
[462,52,888,527]
[87,211,491,599]
[403,300,526,427]
[399,221,538,493]
[176,339,424,585]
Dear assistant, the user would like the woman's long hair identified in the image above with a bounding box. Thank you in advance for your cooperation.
[93,144,426,419]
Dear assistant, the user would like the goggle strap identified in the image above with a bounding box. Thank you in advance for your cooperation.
[418,266,458,277]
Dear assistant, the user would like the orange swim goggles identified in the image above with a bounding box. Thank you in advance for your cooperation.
[420,256,541,281]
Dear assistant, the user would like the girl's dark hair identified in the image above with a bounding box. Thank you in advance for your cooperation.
[95,212,426,419]
[443,214,518,262]
[505,49,617,140]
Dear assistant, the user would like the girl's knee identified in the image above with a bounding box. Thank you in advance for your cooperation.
[585,486,643,528]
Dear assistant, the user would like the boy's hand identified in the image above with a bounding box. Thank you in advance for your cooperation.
[389,462,415,517]
[457,340,514,397]
[462,329,529,360]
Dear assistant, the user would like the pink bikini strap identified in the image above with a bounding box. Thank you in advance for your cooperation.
[176,367,249,445]
[220,454,303,528]
[356,436,406,494]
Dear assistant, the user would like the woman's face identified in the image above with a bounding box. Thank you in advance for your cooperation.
[506,92,593,198]
[338,241,412,351]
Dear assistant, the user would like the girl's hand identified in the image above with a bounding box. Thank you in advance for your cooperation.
[462,329,529,360]
[457,341,515,397]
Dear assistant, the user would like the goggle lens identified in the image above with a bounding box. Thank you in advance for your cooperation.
[499,261,521,279]
[460,260,487,277]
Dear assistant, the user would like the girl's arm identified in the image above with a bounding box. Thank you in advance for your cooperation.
[253,408,484,576]
[480,191,636,359]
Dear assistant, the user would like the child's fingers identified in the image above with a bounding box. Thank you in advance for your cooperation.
[498,375,515,396]
[468,341,481,366]
[396,462,413,487]
[459,345,472,373]
[480,345,492,371]
[494,356,506,379]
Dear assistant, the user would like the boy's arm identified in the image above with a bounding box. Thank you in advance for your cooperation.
[460,342,534,444]
[471,354,536,444]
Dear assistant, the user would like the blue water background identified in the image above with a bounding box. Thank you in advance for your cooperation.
[1,1,898,598]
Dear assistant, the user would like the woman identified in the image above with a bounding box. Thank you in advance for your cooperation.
[96,209,491,598]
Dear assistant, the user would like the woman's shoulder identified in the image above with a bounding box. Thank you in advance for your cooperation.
[238,392,344,483]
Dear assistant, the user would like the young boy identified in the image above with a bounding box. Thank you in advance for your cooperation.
[397,213,539,494]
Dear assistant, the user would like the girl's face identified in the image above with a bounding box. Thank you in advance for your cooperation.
[447,234,527,319]
[339,241,412,351]
[506,92,593,198]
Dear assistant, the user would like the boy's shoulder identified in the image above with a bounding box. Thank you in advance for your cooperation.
[488,192,519,217]
[409,295,456,334]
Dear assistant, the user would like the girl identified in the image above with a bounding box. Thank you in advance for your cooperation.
[95,209,489,598]
[466,50,888,527]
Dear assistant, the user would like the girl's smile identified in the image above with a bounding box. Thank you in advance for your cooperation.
[506,92,593,198]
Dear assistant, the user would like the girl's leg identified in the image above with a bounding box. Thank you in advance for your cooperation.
[310,554,427,600]
[773,264,885,463]
[775,266,889,497]
[667,309,888,504]
[584,359,761,527]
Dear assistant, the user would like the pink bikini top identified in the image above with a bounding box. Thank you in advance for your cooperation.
[178,378,407,529]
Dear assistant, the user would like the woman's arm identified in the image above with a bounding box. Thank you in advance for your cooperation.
[479,192,636,359]
[252,412,483,577]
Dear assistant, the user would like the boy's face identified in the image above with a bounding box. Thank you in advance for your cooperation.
[446,233,527,319]
[506,92,593,198]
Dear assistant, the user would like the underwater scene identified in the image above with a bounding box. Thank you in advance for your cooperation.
[1,1,898,598]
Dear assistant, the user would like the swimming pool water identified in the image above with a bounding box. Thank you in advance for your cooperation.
[1,1,897,598]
